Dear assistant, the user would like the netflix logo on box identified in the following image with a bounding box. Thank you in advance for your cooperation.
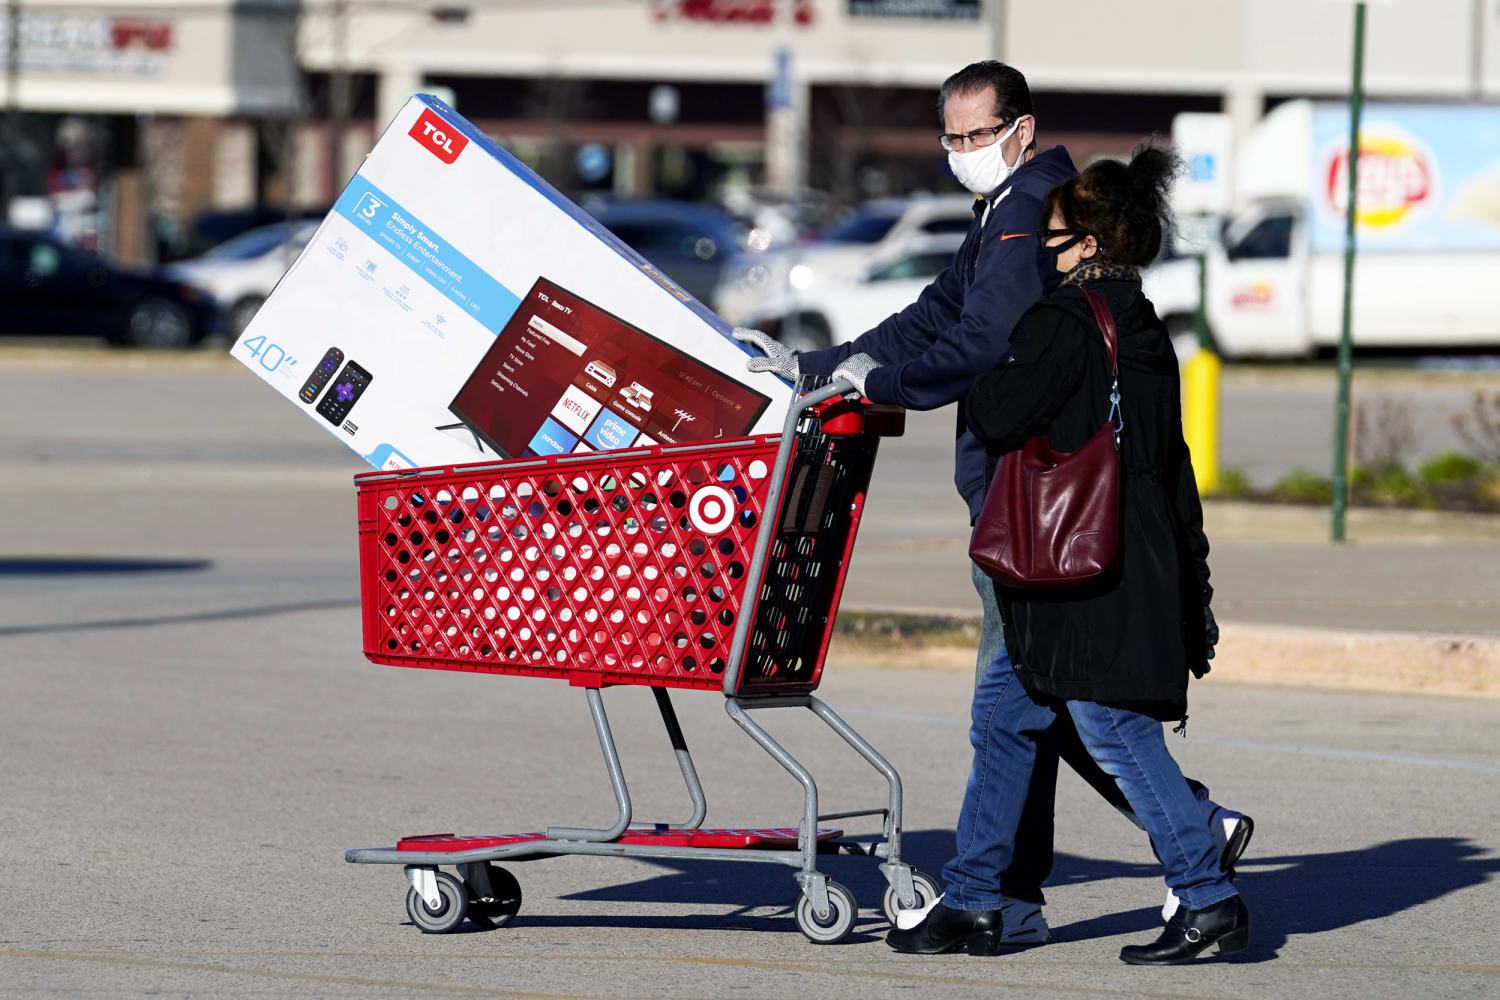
[408,110,468,164]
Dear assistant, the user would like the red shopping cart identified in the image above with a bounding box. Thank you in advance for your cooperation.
[344,380,939,943]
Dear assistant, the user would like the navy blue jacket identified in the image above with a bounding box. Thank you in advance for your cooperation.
[798,146,1077,519]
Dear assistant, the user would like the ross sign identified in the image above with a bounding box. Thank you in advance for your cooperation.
[1309,103,1500,253]
[848,0,978,19]
[0,14,172,74]
[653,1,814,24]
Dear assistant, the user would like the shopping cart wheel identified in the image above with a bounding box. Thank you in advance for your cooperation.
[881,870,941,926]
[466,864,522,930]
[405,871,468,933]
[794,881,856,945]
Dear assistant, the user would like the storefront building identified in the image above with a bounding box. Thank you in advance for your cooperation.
[0,0,299,261]
[3,0,1498,260]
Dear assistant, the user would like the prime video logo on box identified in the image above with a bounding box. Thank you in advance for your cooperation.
[355,193,387,224]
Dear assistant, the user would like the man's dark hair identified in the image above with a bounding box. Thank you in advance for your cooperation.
[938,61,1034,146]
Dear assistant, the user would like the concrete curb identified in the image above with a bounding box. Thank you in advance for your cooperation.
[1209,622,1500,699]
[827,610,1500,699]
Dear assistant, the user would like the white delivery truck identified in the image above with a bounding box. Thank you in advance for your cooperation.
[1146,99,1500,358]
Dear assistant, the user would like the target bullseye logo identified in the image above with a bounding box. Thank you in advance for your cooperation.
[688,485,735,535]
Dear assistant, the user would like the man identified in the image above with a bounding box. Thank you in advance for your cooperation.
[734,60,1252,946]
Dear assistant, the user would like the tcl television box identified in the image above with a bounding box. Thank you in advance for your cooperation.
[234,96,791,470]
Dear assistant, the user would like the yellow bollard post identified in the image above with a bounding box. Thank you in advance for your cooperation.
[1182,348,1221,495]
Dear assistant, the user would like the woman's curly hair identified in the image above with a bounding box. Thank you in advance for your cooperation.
[1041,142,1183,267]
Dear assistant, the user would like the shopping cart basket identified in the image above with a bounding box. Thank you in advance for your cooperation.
[344,380,939,943]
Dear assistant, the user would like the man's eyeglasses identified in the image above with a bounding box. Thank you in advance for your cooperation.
[939,123,1011,153]
[938,116,1028,152]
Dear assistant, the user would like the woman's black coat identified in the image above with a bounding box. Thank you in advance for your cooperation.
[963,278,1212,720]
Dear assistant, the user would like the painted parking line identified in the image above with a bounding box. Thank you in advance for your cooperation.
[0,948,1250,999]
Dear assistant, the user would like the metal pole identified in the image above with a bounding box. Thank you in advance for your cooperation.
[990,0,1006,61]
[1471,0,1485,102]
[1331,2,1366,543]
[326,0,351,201]
[3,0,20,214]
[1195,251,1209,350]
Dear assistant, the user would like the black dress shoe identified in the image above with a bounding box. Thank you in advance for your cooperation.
[1119,894,1250,965]
[887,901,1005,955]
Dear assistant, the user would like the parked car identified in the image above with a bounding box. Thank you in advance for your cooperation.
[718,185,837,251]
[713,194,975,329]
[158,205,327,263]
[583,199,743,304]
[166,220,320,337]
[0,226,220,347]
[730,233,965,350]
[817,195,976,246]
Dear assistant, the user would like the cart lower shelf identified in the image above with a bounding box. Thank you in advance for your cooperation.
[397,827,844,852]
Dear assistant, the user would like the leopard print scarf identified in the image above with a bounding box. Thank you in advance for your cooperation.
[1060,260,1141,286]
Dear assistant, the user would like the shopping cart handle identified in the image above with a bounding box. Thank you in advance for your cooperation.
[801,381,905,439]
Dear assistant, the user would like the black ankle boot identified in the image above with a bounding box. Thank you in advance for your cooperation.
[887,901,1005,955]
[1119,894,1250,965]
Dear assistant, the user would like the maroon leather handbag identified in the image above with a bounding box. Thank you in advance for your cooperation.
[969,287,1123,590]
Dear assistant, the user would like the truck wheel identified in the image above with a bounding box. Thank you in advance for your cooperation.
[1167,316,1216,363]
[125,299,195,349]
[776,313,832,353]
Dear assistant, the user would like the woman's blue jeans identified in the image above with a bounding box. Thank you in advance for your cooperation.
[941,650,1238,914]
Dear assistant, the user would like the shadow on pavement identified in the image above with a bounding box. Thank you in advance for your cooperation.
[0,596,358,637]
[0,556,212,575]
[1219,836,1500,963]
[547,830,1499,960]
[415,913,888,942]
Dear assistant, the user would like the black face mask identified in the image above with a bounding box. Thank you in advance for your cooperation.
[1036,233,1085,293]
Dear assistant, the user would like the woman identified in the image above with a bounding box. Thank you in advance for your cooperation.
[888,145,1250,965]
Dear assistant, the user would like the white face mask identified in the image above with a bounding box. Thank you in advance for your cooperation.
[946,119,1024,197]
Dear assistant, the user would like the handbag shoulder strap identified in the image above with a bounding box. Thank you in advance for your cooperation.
[1078,287,1119,376]
[1079,285,1126,447]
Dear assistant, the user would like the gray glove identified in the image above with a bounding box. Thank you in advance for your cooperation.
[831,352,880,397]
[732,327,799,381]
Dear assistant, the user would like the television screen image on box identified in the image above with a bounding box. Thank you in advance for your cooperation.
[449,277,772,459]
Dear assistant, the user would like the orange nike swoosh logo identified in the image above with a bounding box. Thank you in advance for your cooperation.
[997,232,1032,241]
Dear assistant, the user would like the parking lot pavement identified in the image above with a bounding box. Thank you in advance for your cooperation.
[2,605,1497,999]
[1,353,1497,997]
[5,358,1496,638]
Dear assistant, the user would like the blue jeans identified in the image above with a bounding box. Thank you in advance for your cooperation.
[970,564,1230,901]
[942,654,1238,913]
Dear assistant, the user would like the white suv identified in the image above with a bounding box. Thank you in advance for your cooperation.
[166,221,319,337]
[731,234,966,351]
[713,195,976,337]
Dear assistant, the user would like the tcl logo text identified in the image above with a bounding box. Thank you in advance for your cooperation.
[408,109,467,164]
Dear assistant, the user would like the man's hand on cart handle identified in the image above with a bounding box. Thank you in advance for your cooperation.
[733,327,800,382]
[830,353,879,398]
